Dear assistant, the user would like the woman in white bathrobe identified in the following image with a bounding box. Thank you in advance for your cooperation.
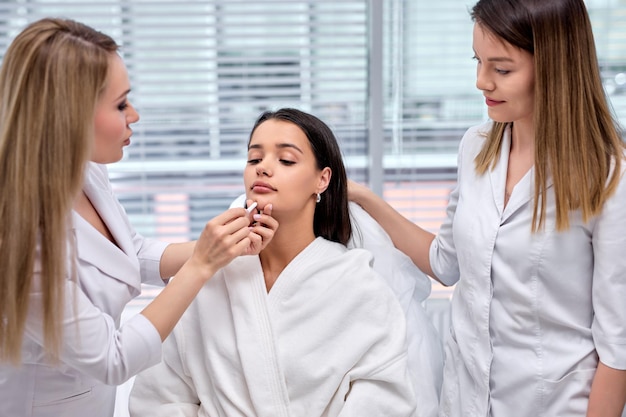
[349,1,626,416]
[130,108,418,417]
[0,18,275,417]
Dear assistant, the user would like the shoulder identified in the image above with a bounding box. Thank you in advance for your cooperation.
[295,239,376,284]
[459,120,493,156]
[310,239,399,300]
[309,238,374,272]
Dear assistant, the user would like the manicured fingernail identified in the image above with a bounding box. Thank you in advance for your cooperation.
[253,214,261,220]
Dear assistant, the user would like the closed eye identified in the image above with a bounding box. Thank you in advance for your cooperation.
[247,159,261,164]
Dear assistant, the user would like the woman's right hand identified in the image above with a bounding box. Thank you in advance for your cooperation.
[142,207,255,341]
[187,207,253,282]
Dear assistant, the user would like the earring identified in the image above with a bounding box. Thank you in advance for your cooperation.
[316,193,321,203]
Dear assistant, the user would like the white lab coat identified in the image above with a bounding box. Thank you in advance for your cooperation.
[0,162,168,417]
[130,238,418,417]
[432,122,626,416]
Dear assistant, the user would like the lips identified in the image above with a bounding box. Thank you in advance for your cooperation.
[485,97,504,106]
[123,130,133,145]
[251,181,276,193]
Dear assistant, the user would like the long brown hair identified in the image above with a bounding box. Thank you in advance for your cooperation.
[0,18,118,363]
[472,0,624,231]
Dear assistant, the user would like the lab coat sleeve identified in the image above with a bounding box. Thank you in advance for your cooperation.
[129,326,200,417]
[429,128,469,286]
[591,161,626,370]
[24,275,163,386]
[134,234,170,286]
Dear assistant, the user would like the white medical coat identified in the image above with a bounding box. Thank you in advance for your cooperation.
[432,122,626,416]
[0,162,168,417]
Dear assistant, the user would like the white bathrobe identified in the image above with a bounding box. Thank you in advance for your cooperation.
[347,203,443,417]
[130,237,417,417]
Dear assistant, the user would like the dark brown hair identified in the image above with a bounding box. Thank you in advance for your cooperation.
[250,108,352,245]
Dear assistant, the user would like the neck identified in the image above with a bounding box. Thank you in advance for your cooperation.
[259,221,316,291]
[510,120,534,155]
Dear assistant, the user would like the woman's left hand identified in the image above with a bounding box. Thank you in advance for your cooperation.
[244,201,278,255]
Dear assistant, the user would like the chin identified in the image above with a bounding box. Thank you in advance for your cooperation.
[252,199,270,211]
[92,154,124,165]
[487,113,513,124]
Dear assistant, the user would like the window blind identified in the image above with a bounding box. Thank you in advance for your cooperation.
[0,0,369,241]
[0,0,625,241]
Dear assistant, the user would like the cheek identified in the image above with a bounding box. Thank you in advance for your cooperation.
[93,115,109,149]
[94,112,120,141]
[243,166,255,190]
[100,111,128,135]
[520,86,535,112]
[522,75,535,101]
[291,173,317,197]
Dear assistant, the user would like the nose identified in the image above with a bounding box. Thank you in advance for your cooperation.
[256,162,271,177]
[127,101,140,124]
[475,66,494,92]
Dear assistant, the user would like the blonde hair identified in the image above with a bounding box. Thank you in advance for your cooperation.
[0,18,118,363]
[472,0,624,232]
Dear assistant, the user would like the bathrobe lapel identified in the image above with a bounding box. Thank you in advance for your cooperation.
[223,255,292,417]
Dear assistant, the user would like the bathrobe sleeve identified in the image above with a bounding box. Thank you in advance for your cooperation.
[347,202,442,417]
[338,354,417,417]
[129,326,200,417]
[335,269,418,417]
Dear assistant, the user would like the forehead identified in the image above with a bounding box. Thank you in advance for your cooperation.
[249,119,310,149]
[472,23,528,59]
[101,53,129,97]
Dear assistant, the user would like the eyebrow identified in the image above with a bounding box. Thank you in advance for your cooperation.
[115,89,131,101]
[248,143,304,154]
[473,49,515,63]
[486,57,515,63]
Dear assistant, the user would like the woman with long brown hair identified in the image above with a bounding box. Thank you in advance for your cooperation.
[130,108,417,416]
[350,0,626,415]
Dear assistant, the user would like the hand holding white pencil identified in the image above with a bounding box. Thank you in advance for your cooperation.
[243,200,277,255]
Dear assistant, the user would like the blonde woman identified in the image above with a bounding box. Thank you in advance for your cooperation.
[0,18,276,417]
[349,0,626,416]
